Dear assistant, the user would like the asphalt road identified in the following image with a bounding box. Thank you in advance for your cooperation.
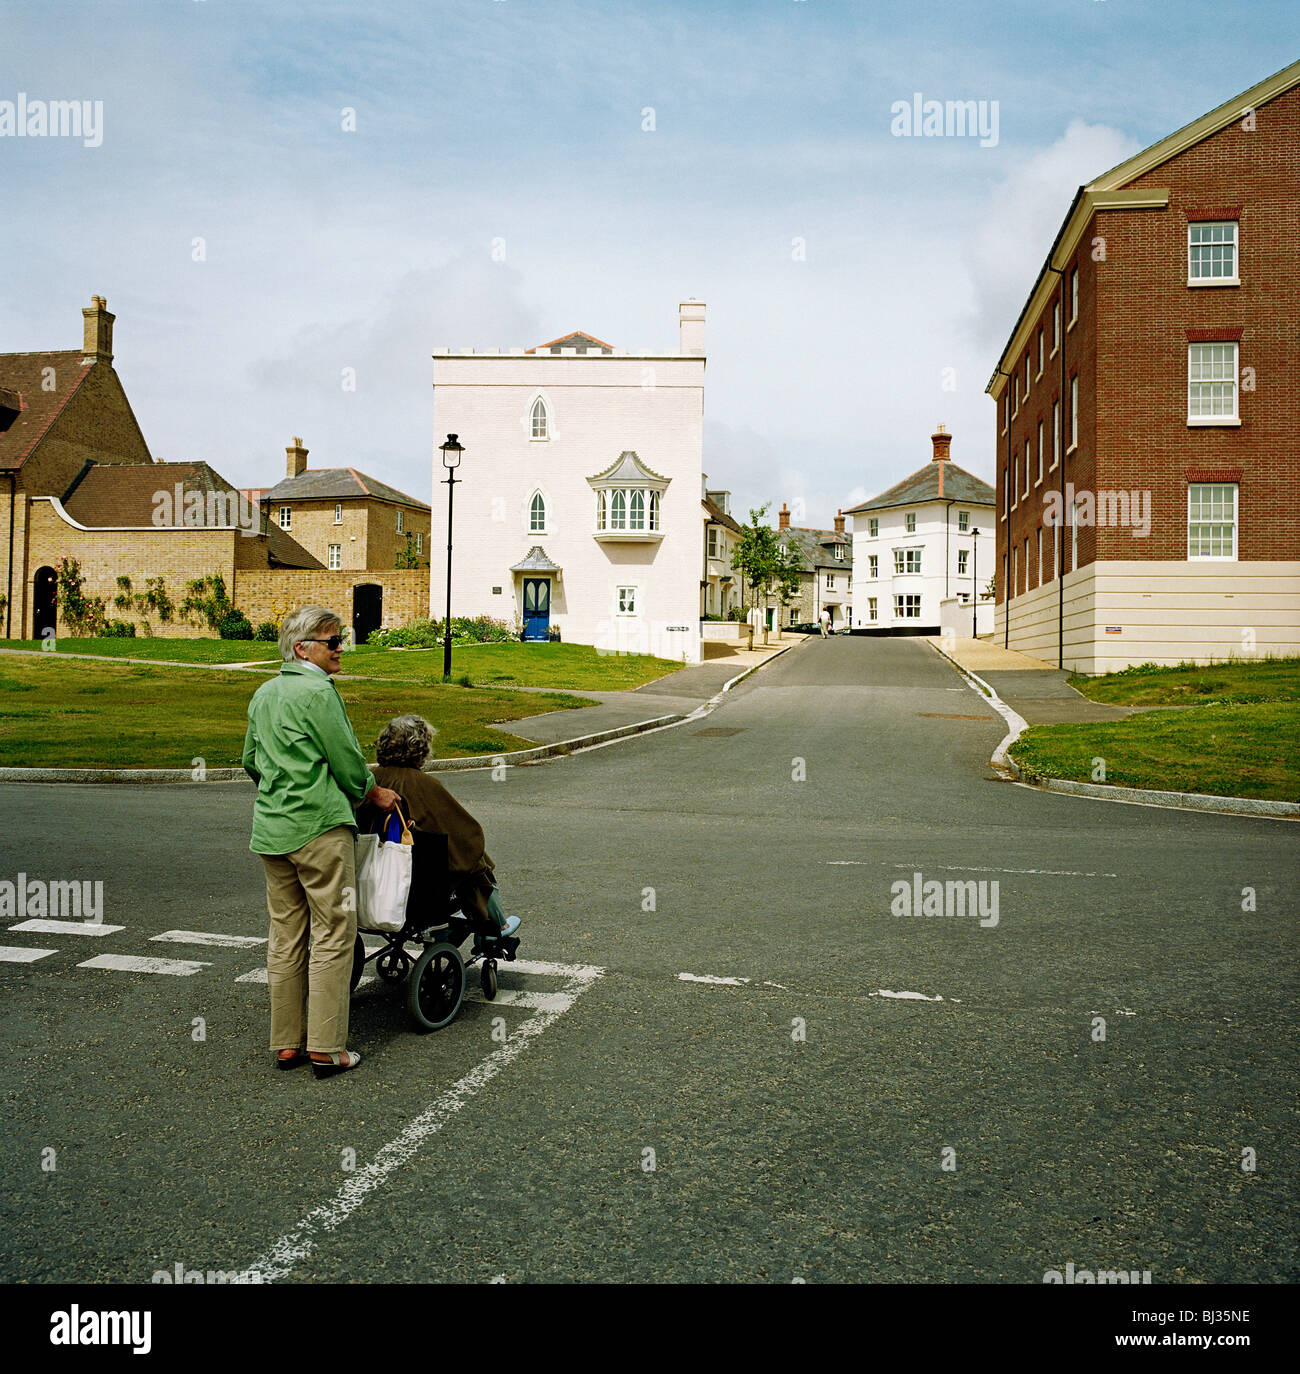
[1,635,1295,1283]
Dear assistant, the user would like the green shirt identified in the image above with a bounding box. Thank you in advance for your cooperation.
[242,662,375,855]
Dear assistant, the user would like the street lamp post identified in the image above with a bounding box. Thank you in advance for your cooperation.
[439,434,464,680]
[971,528,980,640]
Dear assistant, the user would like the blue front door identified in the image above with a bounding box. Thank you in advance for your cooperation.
[522,578,550,640]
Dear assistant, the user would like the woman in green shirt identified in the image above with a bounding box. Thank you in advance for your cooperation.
[242,606,399,1079]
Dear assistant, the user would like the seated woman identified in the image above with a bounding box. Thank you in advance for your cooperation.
[362,715,519,937]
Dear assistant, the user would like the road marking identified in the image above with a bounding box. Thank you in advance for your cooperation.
[9,919,125,936]
[826,862,1120,878]
[678,972,751,986]
[236,960,604,1283]
[871,989,954,1002]
[510,957,603,980]
[78,954,212,976]
[465,988,574,1013]
[0,945,59,963]
[151,930,267,948]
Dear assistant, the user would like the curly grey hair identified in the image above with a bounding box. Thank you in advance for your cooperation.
[278,606,343,663]
[376,715,437,768]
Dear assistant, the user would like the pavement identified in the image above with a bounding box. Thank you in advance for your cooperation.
[923,635,1140,725]
[493,639,793,744]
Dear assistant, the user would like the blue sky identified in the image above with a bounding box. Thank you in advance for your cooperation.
[2,0,1294,525]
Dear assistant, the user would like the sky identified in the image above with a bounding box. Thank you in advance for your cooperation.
[2,0,1295,527]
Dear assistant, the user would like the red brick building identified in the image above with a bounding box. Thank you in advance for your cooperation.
[986,61,1299,671]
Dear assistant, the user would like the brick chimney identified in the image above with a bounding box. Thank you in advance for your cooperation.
[81,295,114,365]
[931,423,951,463]
[286,436,308,478]
[833,508,845,534]
[679,299,706,356]
[778,503,790,531]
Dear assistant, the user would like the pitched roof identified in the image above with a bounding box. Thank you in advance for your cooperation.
[511,545,562,572]
[59,461,323,568]
[526,331,615,355]
[702,495,742,535]
[260,467,430,510]
[777,526,853,571]
[844,462,994,514]
[586,450,670,485]
[0,351,94,472]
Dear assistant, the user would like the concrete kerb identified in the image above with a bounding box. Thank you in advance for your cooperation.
[0,642,796,784]
[925,641,1299,821]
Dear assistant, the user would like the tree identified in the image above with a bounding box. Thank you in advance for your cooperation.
[730,504,790,645]
[395,533,421,569]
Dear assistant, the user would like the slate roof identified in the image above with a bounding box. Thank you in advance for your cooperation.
[778,525,853,572]
[586,450,670,485]
[511,545,562,572]
[260,467,430,510]
[843,461,994,515]
[0,351,94,472]
[60,461,323,569]
[526,331,615,355]
[702,496,742,535]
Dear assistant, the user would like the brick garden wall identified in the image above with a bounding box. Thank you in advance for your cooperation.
[233,569,430,633]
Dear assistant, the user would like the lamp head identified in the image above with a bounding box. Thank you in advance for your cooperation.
[440,434,464,469]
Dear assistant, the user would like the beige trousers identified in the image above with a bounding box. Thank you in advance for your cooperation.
[261,825,357,1055]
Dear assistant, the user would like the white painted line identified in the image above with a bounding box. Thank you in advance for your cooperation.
[871,989,949,1002]
[0,945,59,963]
[235,967,268,984]
[762,981,788,989]
[151,930,267,948]
[465,989,574,1013]
[236,963,604,1283]
[78,954,211,976]
[678,972,750,986]
[509,958,603,982]
[827,862,1120,878]
[9,919,124,936]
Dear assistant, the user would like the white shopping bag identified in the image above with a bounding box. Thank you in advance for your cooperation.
[354,808,414,933]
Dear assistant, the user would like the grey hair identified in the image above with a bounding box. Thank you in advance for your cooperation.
[376,715,437,768]
[279,606,343,663]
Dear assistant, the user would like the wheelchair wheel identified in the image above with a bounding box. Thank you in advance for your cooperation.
[349,935,366,993]
[481,960,498,1001]
[376,946,410,983]
[409,942,465,1031]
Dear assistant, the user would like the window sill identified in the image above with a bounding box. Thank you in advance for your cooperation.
[1066,442,1078,455]
[1067,317,1077,332]
[594,530,664,542]
[1187,416,1241,427]
[1187,554,1238,562]
[1050,346,1059,360]
[1188,278,1239,288]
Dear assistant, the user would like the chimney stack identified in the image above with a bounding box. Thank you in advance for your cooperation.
[931,423,951,463]
[286,436,308,478]
[778,503,790,531]
[833,509,845,534]
[678,299,706,356]
[81,295,114,365]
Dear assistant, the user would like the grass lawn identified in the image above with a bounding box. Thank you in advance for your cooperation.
[0,638,684,690]
[1011,658,1300,801]
[1070,656,1300,706]
[0,657,594,768]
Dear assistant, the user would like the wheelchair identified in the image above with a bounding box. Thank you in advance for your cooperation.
[348,817,520,1032]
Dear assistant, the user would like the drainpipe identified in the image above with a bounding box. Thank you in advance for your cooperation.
[995,368,1014,648]
[1047,264,1067,670]
[943,498,955,607]
[5,471,14,639]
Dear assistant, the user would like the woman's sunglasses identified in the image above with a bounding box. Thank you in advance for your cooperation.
[304,635,345,650]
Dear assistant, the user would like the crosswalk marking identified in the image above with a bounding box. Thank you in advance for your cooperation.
[78,954,212,976]
[464,988,574,1013]
[236,967,376,988]
[0,945,59,963]
[151,930,267,948]
[9,919,124,936]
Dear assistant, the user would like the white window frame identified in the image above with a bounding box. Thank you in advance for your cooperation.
[616,584,638,615]
[869,518,879,536]
[905,512,916,533]
[867,596,878,621]
[1036,527,1042,587]
[1036,328,1044,379]
[1070,501,1079,571]
[958,509,969,532]
[415,532,423,554]
[868,554,878,579]
[833,543,844,561]
[396,509,404,534]
[706,525,720,559]
[826,573,835,590]
[1069,267,1079,326]
[1187,342,1240,425]
[530,491,547,533]
[1024,439,1031,495]
[893,594,921,620]
[1036,422,1044,483]
[278,506,291,529]
[1001,394,1008,435]
[1051,401,1061,469]
[333,503,342,524]
[529,395,549,441]
[1068,376,1079,452]
[1187,482,1238,560]
[893,548,922,575]
[1188,221,1239,286]
[327,544,341,570]
[957,549,968,575]
[1051,299,1060,356]
[596,490,608,531]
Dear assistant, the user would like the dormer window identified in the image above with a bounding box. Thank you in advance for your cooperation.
[530,396,549,440]
[588,451,669,542]
[833,544,844,560]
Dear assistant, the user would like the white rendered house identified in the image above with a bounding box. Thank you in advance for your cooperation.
[846,426,995,634]
[431,303,707,663]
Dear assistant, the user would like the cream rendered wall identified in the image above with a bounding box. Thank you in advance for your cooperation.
[850,499,994,628]
[996,562,1300,673]
[431,348,705,664]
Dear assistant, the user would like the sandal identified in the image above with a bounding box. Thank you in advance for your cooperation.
[310,1050,362,1079]
[276,1049,309,1070]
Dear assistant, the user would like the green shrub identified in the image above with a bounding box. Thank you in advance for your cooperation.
[98,620,137,638]
[218,609,254,640]
[254,621,279,642]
